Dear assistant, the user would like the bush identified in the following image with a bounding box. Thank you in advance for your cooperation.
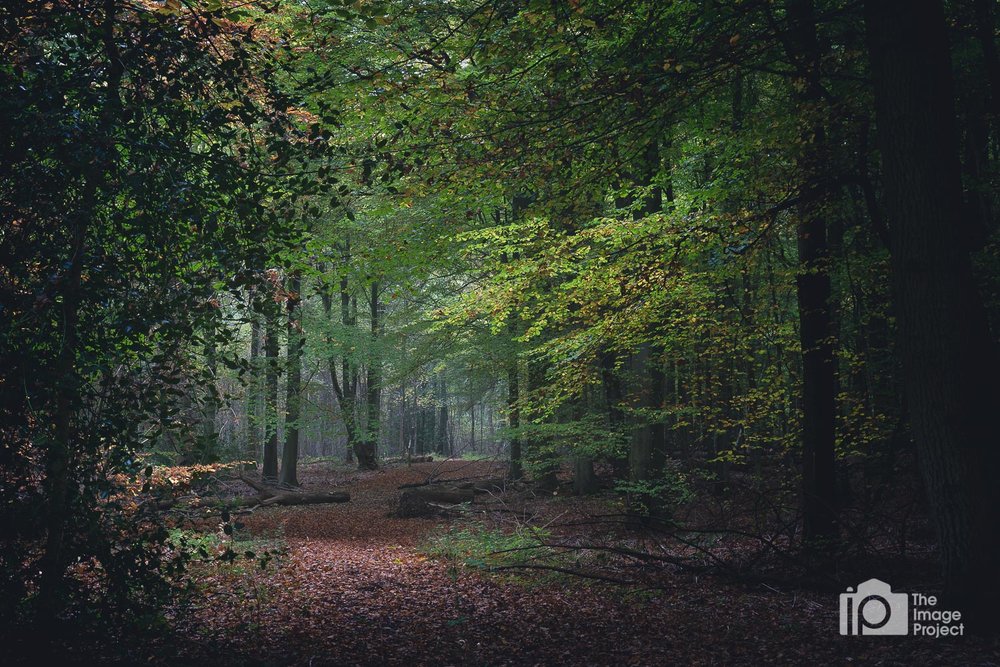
[614,458,695,518]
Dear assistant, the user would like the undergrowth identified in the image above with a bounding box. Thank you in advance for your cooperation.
[421,522,570,584]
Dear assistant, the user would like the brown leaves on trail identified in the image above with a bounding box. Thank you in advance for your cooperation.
[149,461,1000,666]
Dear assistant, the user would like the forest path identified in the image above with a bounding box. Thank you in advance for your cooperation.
[166,461,995,666]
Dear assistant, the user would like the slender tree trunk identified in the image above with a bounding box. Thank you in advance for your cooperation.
[507,356,522,480]
[40,184,90,619]
[627,140,664,490]
[415,402,426,455]
[502,199,529,481]
[246,296,262,472]
[279,272,302,486]
[322,261,361,466]
[38,0,122,617]
[787,0,838,544]
[435,375,449,455]
[355,281,380,470]
[262,279,280,482]
[629,345,653,484]
[866,0,1000,628]
[470,401,476,453]
[200,316,218,463]
[527,358,558,489]
[400,383,408,459]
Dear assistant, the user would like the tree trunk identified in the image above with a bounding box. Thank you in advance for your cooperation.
[262,278,280,482]
[628,139,665,489]
[279,272,302,486]
[38,0,122,616]
[200,316,219,463]
[355,281,380,470]
[527,358,558,490]
[629,345,653,484]
[507,356,522,480]
[239,476,349,505]
[787,0,838,545]
[246,293,262,472]
[322,260,364,467]
[469,401,476,453]
[435,375,449,456]
[573,457,597,495]
[866,0,1000,627]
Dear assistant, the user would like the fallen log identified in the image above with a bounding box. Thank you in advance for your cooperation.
[398,480,431,489]
[234,475,351,506]
[260,490,350,506]
[239,474,278,498]
[384,455,433,465]
[219,495,267,508]
[456,478,507,493]
[411,487,474,504]
[396,486,475,518]
[399,475,507,490]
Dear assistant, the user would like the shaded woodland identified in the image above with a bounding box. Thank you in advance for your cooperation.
[2,0,1000,663]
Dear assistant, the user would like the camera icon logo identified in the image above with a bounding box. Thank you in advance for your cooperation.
[840,578,909,635]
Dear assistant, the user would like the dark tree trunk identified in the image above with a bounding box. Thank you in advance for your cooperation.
[414,400,425,455]
[39,173,89,619]
[38,0,122,617]
[527,358,558,490]
[787,0,838,545]
[246,293,262,472]
[279,272,302,486]
[469,401,476,453]
[322,257,366,467]
[200,317,219,463]
[629,345,653,484]
[866,0,1000,627]
[628,140,664,489]
[573,457,598,495]
[435,376,449,456]
[503,198,530,482]
[974,0,1000,118]
[507,356,522,480]
[262,280,280,482]
[355,281,380,470]
[600,346,627,478]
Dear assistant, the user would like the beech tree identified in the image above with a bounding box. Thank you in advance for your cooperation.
[865,0,1000,626]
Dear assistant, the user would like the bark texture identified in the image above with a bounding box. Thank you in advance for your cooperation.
[866,0,1000,626]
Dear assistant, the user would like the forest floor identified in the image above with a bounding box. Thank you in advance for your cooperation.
[63,460,1000,665]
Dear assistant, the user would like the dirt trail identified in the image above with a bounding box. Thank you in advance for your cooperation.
[164,462,998,666]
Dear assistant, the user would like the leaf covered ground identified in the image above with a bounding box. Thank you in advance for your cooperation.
[40,461,1000,665]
